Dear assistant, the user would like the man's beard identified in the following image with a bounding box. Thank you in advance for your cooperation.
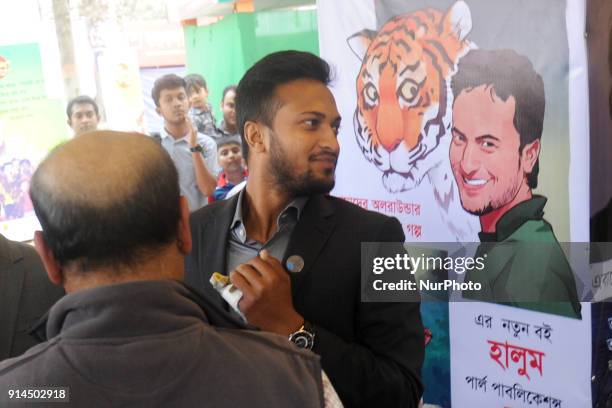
[268,131,336,197]
[464,174,522,216]
[467,203,494,216]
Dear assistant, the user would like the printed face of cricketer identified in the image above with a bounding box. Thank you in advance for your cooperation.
[450,84,535,216]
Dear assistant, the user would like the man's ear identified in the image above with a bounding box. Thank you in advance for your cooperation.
[67,118,72,127]
[177,196,192,255]
[521,139,541,173]
[243,121,266,155]
[33,231,63,286]
[155,106,161,116]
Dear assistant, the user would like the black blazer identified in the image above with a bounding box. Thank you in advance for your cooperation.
[186,194,424,407]
[0,235,64,360]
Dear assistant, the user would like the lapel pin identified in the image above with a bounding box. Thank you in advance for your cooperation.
[286,255,305,273]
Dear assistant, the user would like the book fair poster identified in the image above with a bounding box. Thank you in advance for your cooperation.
[0,43,66,241]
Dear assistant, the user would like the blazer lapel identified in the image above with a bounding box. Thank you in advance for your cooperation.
[211,194,240,275]
[0,237,25,359]
[194,195,239,309]
[283,195,336,297]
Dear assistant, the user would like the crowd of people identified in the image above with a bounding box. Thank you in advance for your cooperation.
[0,76,244,223]
[66,73,246,211]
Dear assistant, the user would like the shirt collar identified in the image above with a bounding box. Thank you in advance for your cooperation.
[30,280,252,342]
[41,281,208,340]
[230,187,308,232]
[160,127,189,143]
[220,121,237,134]
[478,195,547,242]
[218,170,247,188]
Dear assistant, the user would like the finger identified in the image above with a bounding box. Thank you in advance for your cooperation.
[259,250,283,269]
[231,273,253,314]
[234,264,265,292]
[229,270,256,299]
[229,270,250,292]
[246,255,282,282]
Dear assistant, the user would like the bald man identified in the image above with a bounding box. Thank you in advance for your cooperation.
[0,131,329,407]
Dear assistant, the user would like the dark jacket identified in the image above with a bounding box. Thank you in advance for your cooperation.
[0,280,325,407]
[186,194,425,407]
[0,234,64,360]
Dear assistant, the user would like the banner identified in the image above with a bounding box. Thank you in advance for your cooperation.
[0,43,66,241]
[318,0,591,406]
[99,51,146,134]
[451,302,591,407]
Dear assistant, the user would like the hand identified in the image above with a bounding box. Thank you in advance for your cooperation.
[186,117,198,148]
[230,250,303,335]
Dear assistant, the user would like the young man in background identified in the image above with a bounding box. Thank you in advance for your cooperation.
[152,74,218,212]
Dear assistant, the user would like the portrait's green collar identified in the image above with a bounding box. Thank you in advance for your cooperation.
[478,195,547,242]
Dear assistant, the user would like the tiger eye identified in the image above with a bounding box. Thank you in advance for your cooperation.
[398,79,418,103]
[363,83,379,104]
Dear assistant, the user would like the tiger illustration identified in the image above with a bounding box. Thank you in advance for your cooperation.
[347,1,479,241]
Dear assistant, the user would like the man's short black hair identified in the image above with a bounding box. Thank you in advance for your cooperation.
[221,85,237,103]
[30,133,181,272]
[66,95,99,119]
[184,73,208,95]
[451,49,545,189]
[216,137,241,151]
[236,50,332,160]
[152,74,186,107]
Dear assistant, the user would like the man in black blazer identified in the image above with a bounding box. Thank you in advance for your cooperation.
[186,51,424,407]
[0,233,64,360]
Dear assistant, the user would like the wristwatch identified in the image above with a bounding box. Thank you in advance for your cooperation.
[288,321,315,350]
[189,144,204,153]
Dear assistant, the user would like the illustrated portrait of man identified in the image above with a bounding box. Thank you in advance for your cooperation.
[449,49,581,318]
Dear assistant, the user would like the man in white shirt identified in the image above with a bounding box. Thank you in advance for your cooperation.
[152,74,218,211]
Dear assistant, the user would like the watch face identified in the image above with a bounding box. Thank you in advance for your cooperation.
[290,331,314,350]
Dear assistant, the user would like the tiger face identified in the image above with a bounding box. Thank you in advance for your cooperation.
[348,1,473,192]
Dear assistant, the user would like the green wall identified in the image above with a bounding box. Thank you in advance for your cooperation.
[184,9,319,120]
